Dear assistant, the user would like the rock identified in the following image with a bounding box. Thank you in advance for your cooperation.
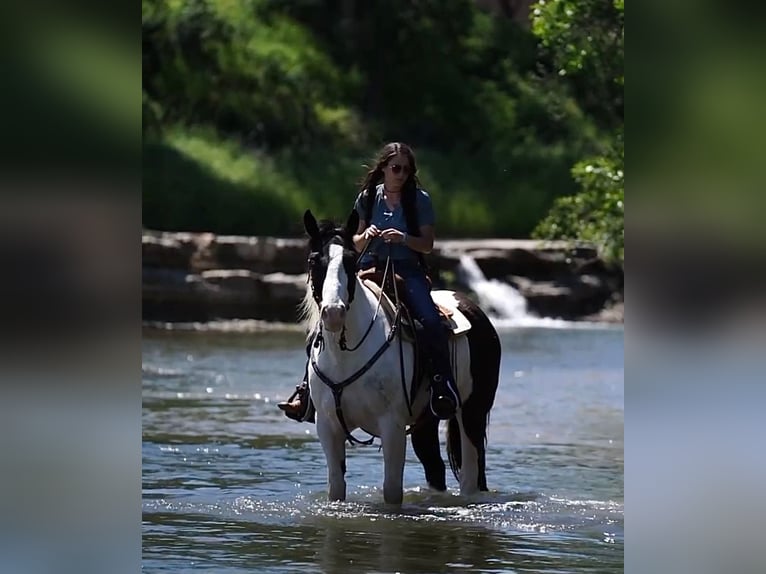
[583,300,624,323]
[262,272,308,302]
[142,231,623,324]
[431,239,599,281]
[508,274,614,320]
[214,236,307,274]
[189,233,218,272]
[142,272,215,322]
[141,232,196,270]
[142,267,309,323]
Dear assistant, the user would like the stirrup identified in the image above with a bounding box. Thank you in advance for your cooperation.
[278,384,314,423]
[429,374,459,420]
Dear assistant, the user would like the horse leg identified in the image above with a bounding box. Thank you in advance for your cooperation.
[455,412,483,496]
[455,351,499,494]
[316,417,347,501]
[411,417,447,491]
[380,424,407,504]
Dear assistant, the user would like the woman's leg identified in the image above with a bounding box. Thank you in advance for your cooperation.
[399,266,460,419]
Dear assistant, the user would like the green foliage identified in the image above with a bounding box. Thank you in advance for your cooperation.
[142,0,355,147]
[530,0,624,262]
[531,0,624,131]
[143,128,310,235]
[143,0,617,239]
[533,142,624,261]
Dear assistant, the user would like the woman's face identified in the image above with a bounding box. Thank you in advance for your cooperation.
[382,153,412,192]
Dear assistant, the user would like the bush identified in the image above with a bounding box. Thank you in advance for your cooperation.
[143,0,355,148]
[533,145,624,262]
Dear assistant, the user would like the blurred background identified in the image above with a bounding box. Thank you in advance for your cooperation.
[142,0,624,263]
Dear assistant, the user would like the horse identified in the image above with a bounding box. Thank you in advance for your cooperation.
[300,209,501,505]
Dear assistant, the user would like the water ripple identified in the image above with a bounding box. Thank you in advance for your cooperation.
[142,326,623,573]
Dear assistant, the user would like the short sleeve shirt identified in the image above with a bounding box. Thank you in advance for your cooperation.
[353,184,435,263]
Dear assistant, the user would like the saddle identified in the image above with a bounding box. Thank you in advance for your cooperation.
[357,269,471,340]
[357,269,471,403]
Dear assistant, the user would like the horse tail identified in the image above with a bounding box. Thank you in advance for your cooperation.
[446,417,462,483]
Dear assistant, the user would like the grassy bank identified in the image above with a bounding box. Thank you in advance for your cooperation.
[143,126,585,238]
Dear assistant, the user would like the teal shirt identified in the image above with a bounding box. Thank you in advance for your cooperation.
[354,184,435,264]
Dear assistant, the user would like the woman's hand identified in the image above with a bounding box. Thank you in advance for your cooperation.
[362,225,381,241]
[381,228,407,244]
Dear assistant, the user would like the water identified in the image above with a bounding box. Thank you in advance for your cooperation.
[456,255,572,329]
[143,325,623,573]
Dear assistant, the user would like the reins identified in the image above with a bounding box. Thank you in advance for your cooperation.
[385,254,414,418]
[338,249,389,352]
[357,246,415,418]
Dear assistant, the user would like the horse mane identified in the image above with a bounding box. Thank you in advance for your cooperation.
[297,286,319,338]
[297,217,355,338]
[316,219,353,250]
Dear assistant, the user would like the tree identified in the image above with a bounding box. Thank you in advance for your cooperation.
[531,0,623,131]
[530,0,624,262]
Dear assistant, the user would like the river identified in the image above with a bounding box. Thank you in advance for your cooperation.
[142,320,623,573]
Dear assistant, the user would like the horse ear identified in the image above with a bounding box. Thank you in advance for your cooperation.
[345,209,359,239]
[304,209,320,240]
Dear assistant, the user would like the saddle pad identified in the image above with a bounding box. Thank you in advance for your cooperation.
[430,290,472,335]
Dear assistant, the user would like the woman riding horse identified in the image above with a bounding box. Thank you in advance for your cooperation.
[295,208,501,503]
[279,142,461,422]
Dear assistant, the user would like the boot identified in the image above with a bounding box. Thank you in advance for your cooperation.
[429,374,459,420]
[277,382,315,423]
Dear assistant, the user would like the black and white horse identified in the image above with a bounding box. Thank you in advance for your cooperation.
[300,209,501,504]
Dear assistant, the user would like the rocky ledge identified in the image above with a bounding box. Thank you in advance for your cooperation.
[143,231,624,325]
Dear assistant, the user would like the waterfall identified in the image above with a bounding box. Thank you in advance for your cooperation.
[456,254,569,328]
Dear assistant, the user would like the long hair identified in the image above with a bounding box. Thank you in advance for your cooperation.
[359,142,422,237]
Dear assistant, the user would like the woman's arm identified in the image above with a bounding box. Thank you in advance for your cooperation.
[407,225,435,254]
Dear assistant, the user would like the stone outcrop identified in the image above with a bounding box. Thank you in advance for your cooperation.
[143,230,623,324]
[432,239,623,321]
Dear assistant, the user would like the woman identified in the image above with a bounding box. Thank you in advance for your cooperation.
[278,142,460,422]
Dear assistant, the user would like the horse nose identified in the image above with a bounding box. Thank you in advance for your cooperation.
[321,303,346,332]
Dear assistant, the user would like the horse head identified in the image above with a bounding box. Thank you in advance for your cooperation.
[304,209,359,333]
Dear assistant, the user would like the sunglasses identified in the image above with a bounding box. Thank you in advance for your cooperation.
[389,163,411,175]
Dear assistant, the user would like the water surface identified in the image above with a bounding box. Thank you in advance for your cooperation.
[143,325,623,572]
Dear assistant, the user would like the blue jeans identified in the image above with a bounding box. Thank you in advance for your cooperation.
[370,259,454,383]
